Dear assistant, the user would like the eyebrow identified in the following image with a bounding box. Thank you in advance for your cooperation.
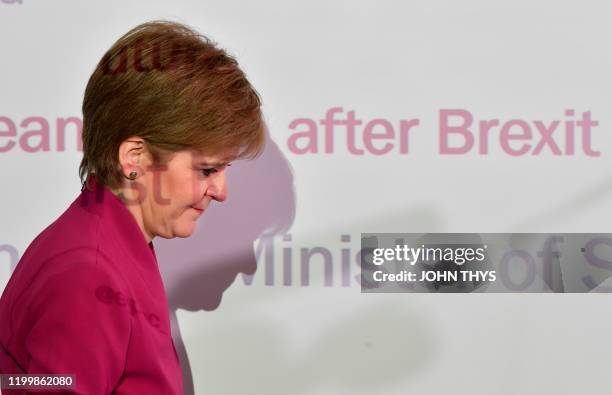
[198,161,231,167]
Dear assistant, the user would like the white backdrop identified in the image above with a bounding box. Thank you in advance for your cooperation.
[1,1,612,394]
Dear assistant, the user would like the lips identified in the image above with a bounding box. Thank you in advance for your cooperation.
[191,207,204,213]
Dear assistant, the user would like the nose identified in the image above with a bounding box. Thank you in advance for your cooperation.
[206,170,228,202]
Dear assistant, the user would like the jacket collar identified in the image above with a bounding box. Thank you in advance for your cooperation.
[79,174,157,265]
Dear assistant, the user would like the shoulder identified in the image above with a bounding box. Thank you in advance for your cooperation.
[9,198,126,307]
[20,199,102,263]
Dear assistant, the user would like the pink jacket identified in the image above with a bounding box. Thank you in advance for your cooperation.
[0,175,183,394]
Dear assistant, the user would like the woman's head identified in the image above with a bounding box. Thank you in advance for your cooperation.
[79,20,265,240]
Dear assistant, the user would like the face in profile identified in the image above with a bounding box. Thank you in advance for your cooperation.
[123,147,236,240]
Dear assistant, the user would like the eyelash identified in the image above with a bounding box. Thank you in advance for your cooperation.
[200,163,231,177]
[201,168,217,177]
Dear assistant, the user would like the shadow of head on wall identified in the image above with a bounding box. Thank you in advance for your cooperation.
[155,129,296,312]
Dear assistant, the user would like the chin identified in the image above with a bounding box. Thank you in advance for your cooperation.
[173,224,197,238]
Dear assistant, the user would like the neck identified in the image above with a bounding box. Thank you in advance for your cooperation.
[110,187,155,244]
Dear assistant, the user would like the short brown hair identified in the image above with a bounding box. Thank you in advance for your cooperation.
[79,20,265,189]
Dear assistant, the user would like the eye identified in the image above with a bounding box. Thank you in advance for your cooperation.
[199,163,231,177]
[200,168,218,177]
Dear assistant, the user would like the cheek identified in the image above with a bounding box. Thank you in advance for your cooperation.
[172,171,202,204]
[152,161,204,207]
[167,194,192,218]
[171,187,200,218]
[146,186,189,222]
[157,170,197,207]
[187,179,208,205]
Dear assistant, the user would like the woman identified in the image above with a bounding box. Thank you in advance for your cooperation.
[0,20,264,394]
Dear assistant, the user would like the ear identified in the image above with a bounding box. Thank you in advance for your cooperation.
[117,136,148,175]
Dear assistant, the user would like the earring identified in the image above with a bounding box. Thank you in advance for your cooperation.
[127,170,138,180]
